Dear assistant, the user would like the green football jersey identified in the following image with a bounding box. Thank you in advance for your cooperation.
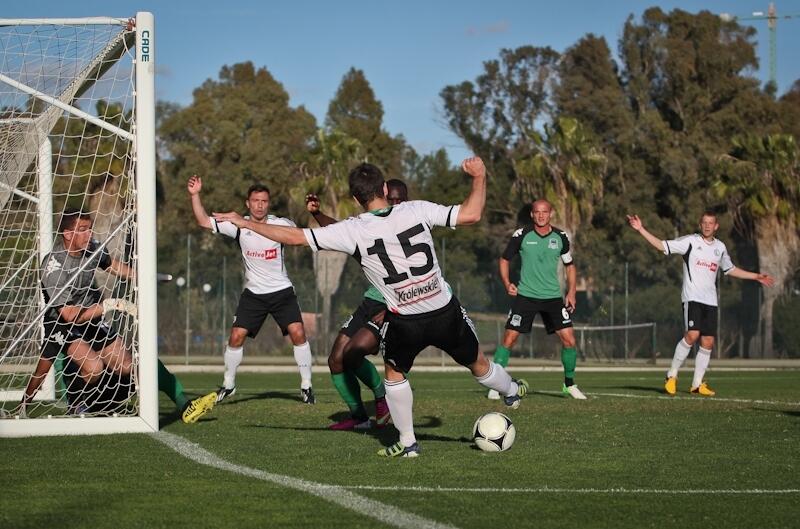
[363,285,385,303]
[501,225,573,299]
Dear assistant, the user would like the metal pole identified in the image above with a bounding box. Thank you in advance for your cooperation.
[717,272,721,359]
[185,234,191,365]
[610,286,615,326]
[221,255,227,353]
[624,262,629,360]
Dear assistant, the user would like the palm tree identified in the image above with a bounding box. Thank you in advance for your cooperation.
[290,129,365,352]
[512,116,606,238]
[714,134,800,357]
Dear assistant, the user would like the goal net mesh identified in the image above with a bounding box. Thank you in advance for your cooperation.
[0,18,141,419]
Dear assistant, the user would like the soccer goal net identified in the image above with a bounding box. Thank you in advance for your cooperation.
[471,314,657,362]
[0,13,158,437]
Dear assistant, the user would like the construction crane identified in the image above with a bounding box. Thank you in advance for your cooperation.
[720,2,800,88]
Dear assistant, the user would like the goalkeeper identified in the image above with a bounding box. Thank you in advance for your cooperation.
[18,208,216,423]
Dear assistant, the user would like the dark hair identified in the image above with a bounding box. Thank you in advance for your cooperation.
[386,178,408,194]
[246,184,270,198]
[348,163,385,206]
[59,207,92,232]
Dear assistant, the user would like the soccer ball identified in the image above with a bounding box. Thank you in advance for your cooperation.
[473,412,516,452]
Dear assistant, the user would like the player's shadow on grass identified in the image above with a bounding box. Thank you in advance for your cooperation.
[255,414,470,445]
[158,409,218,427]
[222,390,303,405]
[611,385,666,395]
[752,407,800,418]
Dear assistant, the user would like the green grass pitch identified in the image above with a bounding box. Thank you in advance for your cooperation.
[3,370,799,529]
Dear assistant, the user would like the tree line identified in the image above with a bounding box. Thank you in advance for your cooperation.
[152,7,799,358]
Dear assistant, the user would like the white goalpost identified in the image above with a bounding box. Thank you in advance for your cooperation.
[0,13,158,437]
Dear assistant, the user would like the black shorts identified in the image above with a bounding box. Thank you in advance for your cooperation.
[42,318,119,362]
[340,298,386,338]
[505,295,572,335]
[684,301,717,337]
[233,287,303,337]
[379,296,479,373]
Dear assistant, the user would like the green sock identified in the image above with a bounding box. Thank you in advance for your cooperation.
[353,358,385,399]
[493,345,511,368]
[331,372,367,419]
[561,347,577,383]
[158,359,188,410]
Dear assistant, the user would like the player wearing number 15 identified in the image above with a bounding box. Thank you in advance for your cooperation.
[213,157,528,458]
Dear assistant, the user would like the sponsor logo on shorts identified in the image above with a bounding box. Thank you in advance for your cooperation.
[510,314,522,327]
[688,319,695,327]
[395,275,442,306]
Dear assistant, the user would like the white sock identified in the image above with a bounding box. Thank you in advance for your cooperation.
[223,345,243,388]
[667,338,692,379]
[475,362,518,398]
[692,347,712,388]
[384,379,415,447]
[293,342,313,389]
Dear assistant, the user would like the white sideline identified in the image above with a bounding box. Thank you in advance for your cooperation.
[152,432,799,498]
[537,390,800,407]
[334,485,800,495]
[151,431,460,529]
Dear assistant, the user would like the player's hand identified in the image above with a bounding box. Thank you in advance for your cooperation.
[506,283,518,296]
[305,193,321,214]
[565,292,577,313]
[212,211,247,227]
[757,273,775,287]
[461,156,486,179]
[626,214,643,231]
[187,175,202,195]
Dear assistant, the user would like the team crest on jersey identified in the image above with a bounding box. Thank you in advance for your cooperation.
[395,275,441,306]
[548,238,558,249]
[714,249,720,256]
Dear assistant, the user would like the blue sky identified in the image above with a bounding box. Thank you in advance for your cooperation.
[5,1,799,162]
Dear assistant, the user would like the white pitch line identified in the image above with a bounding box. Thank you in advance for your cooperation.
[333,485,800,495]
[545,390,800,407]
[151,431,459,529]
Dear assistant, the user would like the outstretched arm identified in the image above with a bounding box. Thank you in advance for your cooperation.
[727,267,775,287]
[626,214,665,252]
[306,193,337,227]
[456,157,486,225]
[187,176,212,229]
[212,211,309,246]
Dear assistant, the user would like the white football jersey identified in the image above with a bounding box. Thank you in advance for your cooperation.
[303,200,460,315]
[211,215,295,294]
[663,234,735,306]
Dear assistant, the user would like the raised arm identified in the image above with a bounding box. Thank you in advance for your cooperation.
[626,214,666,252]
[456,157,486,225]
[187,175,212,229]
[306,193,337,227]
[212,211,309,246]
